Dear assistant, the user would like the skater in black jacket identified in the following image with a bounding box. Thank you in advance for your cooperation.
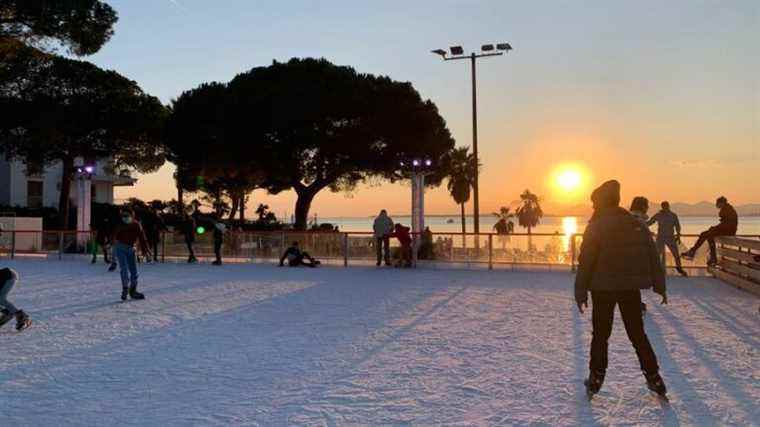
[681,196,738,266]
[575,180,668,398]
[0,268,31,331]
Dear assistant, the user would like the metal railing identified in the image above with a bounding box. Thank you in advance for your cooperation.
[2,229,758,274]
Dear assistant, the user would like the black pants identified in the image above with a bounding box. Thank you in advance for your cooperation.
[214,239,222,262]
[289,252,317,267]
[590,290,659,375]
[185,240,196,260]
[149,236,160,261]
[376,237,390,265]
[691,226,734,261]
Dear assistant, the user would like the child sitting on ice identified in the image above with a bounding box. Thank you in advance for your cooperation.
[0,268,31,331]
[279,241,321,268]
[389,223,413,268]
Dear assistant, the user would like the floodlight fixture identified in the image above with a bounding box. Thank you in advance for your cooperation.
[431,49,447,58]
[496,43,512,51]
[481,44,494,51]
[450,46,464,56]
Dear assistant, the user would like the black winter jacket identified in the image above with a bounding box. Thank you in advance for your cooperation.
[575,207,666,302]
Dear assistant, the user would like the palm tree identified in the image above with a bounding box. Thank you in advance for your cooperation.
[448,176,471,234]
[493,206,515,224]
[516,189,543,249]
[446,147,477,234]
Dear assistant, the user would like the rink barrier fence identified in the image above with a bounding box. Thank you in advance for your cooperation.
[1,229,759,275]
[710,236,760,296]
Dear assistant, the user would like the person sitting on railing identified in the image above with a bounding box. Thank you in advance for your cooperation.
[279,241,320,268]
[647,201,688,277]
[681,196,738,266]
[389,223,412,268]
[111,208,151,301]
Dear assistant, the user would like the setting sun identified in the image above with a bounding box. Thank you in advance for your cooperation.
[547,164,591,205]
[557,169,582,192]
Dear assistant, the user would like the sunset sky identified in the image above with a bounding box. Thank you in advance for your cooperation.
[94,0,759,217]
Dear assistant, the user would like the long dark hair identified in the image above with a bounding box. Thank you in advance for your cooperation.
[629,196,649,214]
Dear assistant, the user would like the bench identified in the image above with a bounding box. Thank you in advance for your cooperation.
[709,236,760,296]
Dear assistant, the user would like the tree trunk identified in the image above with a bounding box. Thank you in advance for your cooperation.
[460,203,466,235]
[228,194,239,220]
[294,189,317,231]
[177,185,184,213]
[239,193,246,222]
[527,225,533,251]
[58,156,74,229]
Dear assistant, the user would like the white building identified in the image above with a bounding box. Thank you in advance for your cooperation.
[0,156,136,226]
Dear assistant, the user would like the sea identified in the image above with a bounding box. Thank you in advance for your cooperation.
[322,215,760,236]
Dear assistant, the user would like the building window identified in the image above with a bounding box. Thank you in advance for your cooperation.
[25,160,44,177]
[27,180,43,208]
[91,183,97,202]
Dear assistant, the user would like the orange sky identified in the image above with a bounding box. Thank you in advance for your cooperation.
[110,1,759,218]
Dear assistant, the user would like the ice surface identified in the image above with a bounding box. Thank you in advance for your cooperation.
[1,260,757,425]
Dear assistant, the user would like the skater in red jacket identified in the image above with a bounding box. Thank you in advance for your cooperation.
[389,223,412,268]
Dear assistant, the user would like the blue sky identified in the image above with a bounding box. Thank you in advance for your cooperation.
[93,0,759,216]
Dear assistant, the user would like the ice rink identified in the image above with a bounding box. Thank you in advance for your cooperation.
[1,260,758,425]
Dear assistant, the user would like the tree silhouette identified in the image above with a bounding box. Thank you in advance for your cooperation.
[0,0,118,56]
[446,147,476,234]
[0,51,166,228]
[228,58,455,229]
[165,82,287,224]
[516,190,543,248]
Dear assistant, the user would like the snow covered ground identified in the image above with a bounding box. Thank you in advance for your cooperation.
[1,259,758,426]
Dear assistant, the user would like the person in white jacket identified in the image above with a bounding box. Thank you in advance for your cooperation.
[373,210,394,266]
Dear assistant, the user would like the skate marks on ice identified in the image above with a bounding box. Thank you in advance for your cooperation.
[570,277,759,426]
[0,261,758,425]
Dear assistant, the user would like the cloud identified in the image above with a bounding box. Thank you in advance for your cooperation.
[669,159,723,168]
[167,0,187,11]
[669,157,751,169]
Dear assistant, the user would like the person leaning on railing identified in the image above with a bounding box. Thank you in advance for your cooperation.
[373,210,394,267]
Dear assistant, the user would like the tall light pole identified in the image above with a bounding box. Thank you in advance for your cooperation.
[400,157,434,267]
[432,43,512,245]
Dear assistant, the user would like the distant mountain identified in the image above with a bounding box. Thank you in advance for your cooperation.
[670,202,760,217]
[419,202,760,218]
[518,201,760,218]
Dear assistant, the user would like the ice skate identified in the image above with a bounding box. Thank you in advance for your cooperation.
[14,310,31,331]
[121,287,128,301]
[129,286,145,300]
[676,267,688,277]
[584,370,605,398]
[645,372,668,399]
